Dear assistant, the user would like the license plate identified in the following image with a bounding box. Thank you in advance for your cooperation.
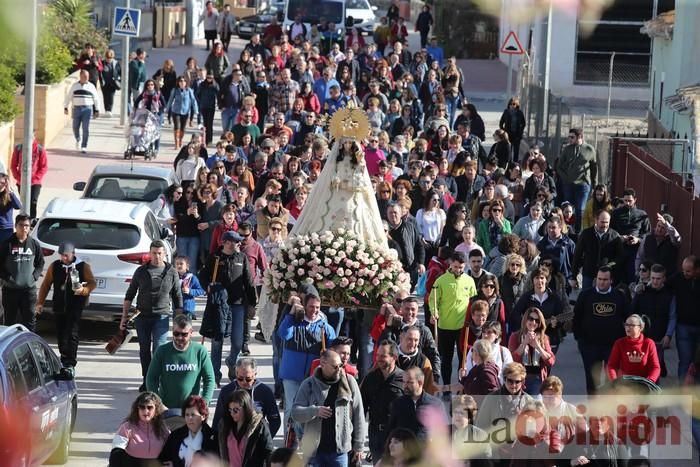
[96,278,106,289]
[240,26,252,32]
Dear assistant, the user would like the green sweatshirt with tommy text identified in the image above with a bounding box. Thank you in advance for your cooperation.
[146,341,215,409]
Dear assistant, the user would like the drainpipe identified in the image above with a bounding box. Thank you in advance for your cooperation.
[693,99,700,197]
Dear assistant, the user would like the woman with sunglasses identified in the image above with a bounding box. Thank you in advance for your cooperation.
[174,184,204,271]
[522,159,556,213]
[218,389,273,466]
[150,183,182,228]
[165,76,200,150]
[607,314,660,383]
[110,392,170,465]
[196,183,224,266]
[507,307,555,395]
[500,253,528,334]
[438,202,469,249]
[476,199,512,253]
[158,395,217,467]
[416,188,446,263]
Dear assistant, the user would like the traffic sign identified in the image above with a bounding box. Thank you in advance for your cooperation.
[500,31,525,55]
[113,7,141,37]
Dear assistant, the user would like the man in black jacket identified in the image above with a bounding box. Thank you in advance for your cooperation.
[212,357,281,436]
[610,188,651,283]
[360,340,405,462]
[121,240,183,390]
[387,203,425,286]
[671,255,700,379]
[200,231,257,386]
[378,296,441,384]
[0,213,45,332]
[573,266,627,394]
[455,160,485,208]
[387,366,445,440]
[572,210,624,290]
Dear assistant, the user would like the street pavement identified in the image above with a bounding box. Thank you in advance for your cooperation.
[36,33,698,466]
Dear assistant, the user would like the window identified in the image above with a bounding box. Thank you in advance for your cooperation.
[29,341,58,384]
[144,212,162,242]
[36,219,141,250]
[346,0,370,9]
[5,351,26,397]
[14,344,42,393]
[286,0,344,25]
[572,0,671,85]
[87,176,167,202]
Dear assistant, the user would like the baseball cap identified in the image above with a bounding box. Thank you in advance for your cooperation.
[58,242,75,255]
[222,231,244,243]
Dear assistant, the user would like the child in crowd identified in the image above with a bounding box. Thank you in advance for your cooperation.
[455,224,484,258]
[174,255,205,320]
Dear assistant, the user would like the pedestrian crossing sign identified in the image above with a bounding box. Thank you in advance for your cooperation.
[113,7,141,37]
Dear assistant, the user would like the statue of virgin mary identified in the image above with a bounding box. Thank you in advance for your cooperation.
[258,108,392,339]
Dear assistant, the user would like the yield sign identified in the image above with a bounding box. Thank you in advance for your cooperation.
[500,31,525,55]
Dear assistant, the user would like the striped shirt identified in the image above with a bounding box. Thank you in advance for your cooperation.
[64,81,101,111]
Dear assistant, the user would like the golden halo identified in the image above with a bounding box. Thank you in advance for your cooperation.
[329,108,371,142]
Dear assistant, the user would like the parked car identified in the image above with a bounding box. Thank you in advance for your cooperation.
[236,3,284,40]
[0,324,77,465]
[31,199,174,319]
[346,0,377,35]
[73,164,173,204]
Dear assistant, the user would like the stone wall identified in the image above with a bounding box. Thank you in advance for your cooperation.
[0,121,15,172]
[14,71,79,146]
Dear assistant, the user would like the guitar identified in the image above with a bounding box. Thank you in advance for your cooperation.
[545,311,574,327]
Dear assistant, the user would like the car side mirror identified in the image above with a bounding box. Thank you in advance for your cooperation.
[161,227,174,240]
[371,5,378,11]
[73,182,86,191]
[54,368,74,381]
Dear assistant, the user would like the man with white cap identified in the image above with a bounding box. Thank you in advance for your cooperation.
[36,242,96,374]
[200,230,258,386]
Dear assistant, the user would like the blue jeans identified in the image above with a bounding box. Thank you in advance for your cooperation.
[562,183,591,232]
[310,451,348,467]
[176,236,200,272]
[283,379,302,441]
[72,105,92,148]
[221,107,239,133]
[210,304,245,384]
[676,324,700,379]
[134,314,170,379]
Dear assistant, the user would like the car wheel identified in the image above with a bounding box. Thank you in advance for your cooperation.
[45,400,74,464]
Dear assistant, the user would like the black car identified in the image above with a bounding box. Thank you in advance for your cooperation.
[236,4,284,39]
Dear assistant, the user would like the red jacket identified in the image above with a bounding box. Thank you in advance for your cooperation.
[209,221,238,254]
[507,332,556,383]
[423,256,449,310]
[607,334,660,383]
[241,237,268,282]
[11,140,48,185]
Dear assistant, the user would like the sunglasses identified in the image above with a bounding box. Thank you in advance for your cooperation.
[139,404,156,410]
[270,227,282,232]
[491,208,502,213]
[639,267,648,272]
[175,191,183,195]
[229,407,241,414]
[506,378,524,385]
[482,284,496,289]
[236,376,254,383]
[510,263,523,267]
[527,316,540,322]
[380,190,391,194]
[173,331,190,337]
[325,363,343,370]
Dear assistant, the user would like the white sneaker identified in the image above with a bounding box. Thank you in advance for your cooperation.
[75,140,80,151]
[105,111,112,118]
[81,147,87,154]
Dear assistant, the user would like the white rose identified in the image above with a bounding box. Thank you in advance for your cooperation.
[357,278,365,286]
[337,268,345,276]
[297,268,305,276]
[338,251,346,259]
[324,258,332,266]
[298,259,305,266]
[345,269,352,276]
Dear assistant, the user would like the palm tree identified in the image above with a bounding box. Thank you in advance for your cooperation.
[50,0,94,27]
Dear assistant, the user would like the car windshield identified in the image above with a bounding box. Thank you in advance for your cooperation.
[37,219,141,250]
[286,0,343,25]
[86,176,167,202]
[346,0,369,9]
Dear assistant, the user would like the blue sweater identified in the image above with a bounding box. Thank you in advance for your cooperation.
[0,192,22,232]
[179,272,205,313]
[277,313,336,382]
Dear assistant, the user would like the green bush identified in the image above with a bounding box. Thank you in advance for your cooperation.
[45,9,109,60]
[0,64,19,122]
[36,34,74,85]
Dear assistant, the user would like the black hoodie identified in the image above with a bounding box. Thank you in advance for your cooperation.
[0,234,44,289]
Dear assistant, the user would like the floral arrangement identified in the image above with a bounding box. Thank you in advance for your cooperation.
[265,228,411,308]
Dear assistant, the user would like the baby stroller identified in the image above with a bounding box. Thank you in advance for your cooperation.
[124,108,160,160]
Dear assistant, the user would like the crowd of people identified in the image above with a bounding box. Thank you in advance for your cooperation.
[2,1,700,466]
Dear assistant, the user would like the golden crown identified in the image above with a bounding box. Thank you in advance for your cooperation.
[329,108,370,141]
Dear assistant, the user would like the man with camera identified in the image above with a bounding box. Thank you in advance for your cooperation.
[36,242,96,374]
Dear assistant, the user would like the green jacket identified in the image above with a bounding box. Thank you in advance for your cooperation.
[128,59,146,89]
[555,142,597,186]
[428,271,477,330]
[146,341,215,409]
[476,218,512,253]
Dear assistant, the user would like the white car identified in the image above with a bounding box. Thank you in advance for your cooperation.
[346,0,377,35]
[31,198,174,319]
[73,164,174,204]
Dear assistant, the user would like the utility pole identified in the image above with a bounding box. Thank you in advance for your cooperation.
[119,0,131,126]
[21,0,37,213]
[542,1,553,134]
